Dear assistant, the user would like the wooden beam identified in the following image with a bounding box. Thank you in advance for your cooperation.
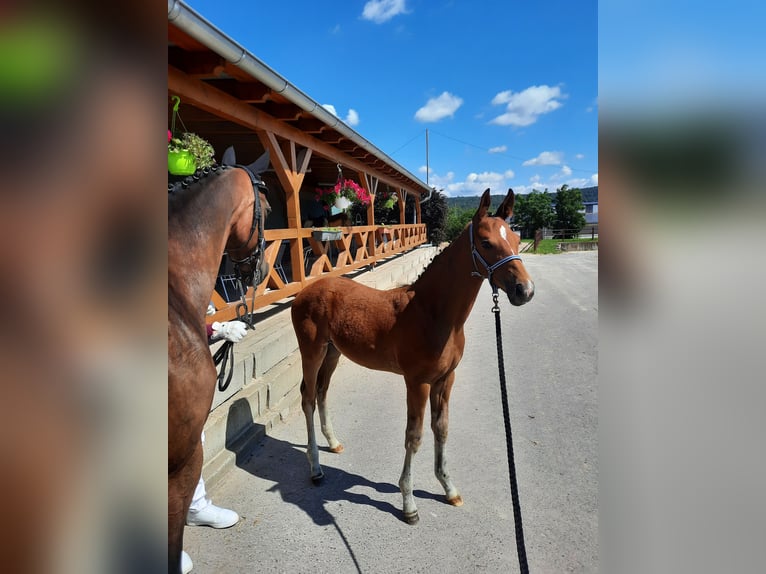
[168,66,424,194]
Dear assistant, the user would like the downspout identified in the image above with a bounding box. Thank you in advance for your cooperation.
[168,0,429,196]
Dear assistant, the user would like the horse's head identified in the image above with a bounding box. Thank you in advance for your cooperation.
[222,148,273,288]
[470,188,534,306]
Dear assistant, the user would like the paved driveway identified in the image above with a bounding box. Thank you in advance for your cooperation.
[185,250,598,573]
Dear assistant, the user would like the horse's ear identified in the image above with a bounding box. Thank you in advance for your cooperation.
[475,188,492,219]
[221,146,236,166]
[246,150,270,175]
[493,188,516,219]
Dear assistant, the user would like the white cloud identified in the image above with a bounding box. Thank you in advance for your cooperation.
[490,85,566,127]
[362,0,407,24]
[414,91,463,122]
[591,173,598,185]
[560,165,572,177]
[323,104,360,126]
[488,145,507,154]
[345,109,360,126]
[429,170,514,197]
[418,165,433,175]
[575,153,585,160]
[523,151,563,166]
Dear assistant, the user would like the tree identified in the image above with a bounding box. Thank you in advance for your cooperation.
[512,190,555,238]
[553,185,586,238]
[421,188,448,244]
[445,206,473,241]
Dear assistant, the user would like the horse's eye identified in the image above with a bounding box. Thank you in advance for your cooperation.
[481,239,492,249]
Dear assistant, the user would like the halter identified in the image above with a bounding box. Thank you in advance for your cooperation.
[227,164,268,291]
[468,222,522,293]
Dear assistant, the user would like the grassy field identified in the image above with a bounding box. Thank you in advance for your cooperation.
[521,238,598,254]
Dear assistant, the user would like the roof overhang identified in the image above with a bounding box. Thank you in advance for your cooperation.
[167,0,430,197]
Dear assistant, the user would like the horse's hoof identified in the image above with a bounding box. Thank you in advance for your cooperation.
[447,495,464,507]
[403,511,419,525]
[329,444,344,454]
[311,472,324,485]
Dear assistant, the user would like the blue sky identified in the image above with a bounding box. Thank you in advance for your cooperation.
[184,0,598,197]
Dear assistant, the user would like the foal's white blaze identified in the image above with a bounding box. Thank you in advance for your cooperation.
[499,225,508,242]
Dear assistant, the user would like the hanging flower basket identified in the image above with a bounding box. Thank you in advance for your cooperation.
[377,189,399,210]
[168,132,215,175]
[168,149,197,175]
[315,178,371,212]
[168,96,216,175]
[334,196,352,211]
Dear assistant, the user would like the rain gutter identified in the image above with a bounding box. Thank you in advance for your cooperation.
[168,0,430,197]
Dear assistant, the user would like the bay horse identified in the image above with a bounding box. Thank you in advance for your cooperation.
[291,188,534,524]
[168,149,270,572]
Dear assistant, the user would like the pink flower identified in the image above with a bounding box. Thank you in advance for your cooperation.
[168,130,172,143]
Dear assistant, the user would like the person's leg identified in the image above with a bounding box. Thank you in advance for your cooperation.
[185,432,239,528]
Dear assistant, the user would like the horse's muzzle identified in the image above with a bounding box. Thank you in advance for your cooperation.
[508,280,535,306]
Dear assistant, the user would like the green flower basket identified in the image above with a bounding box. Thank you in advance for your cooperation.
[168,150,197,175]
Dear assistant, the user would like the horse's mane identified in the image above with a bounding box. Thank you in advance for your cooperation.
[168,164,230,196]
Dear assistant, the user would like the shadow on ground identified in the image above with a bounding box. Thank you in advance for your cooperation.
[224,397,448,528]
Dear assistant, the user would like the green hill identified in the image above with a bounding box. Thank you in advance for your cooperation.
[446,186,598,210]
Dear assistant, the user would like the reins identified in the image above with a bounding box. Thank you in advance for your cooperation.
[227,164,268,328]
[470,222,529,573]
[212,339,235,392]
[213,163,267,387]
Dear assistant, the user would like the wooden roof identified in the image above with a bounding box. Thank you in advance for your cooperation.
[168,21,430,197]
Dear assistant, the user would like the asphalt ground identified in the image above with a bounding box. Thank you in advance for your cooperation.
[185,250,598,573]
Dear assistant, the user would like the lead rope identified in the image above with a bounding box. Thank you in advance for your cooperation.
[212,340,234,392]
[491,286,530,574]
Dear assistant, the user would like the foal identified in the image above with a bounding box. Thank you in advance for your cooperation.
[291,188,534,524]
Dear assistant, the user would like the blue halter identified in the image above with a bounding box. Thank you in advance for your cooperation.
[468,222,522,293]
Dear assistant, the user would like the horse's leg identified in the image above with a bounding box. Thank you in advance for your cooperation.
[317,343,343,453]
[300,345,327,484]
[168,440,202,573]
[430,371,463,506]
[398,381,429,524]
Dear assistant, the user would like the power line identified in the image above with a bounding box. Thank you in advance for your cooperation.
[388,130,425,157]
[427,128,597,174]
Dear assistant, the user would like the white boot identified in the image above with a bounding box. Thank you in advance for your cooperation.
[181,550,193,573]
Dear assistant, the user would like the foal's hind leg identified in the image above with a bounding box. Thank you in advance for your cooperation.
[431,371,463,506]
[317,343,343,453]
[399,381,429,524]
[300,347,326,483]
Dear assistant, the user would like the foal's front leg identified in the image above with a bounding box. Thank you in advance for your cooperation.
[431,372,463,506]
[399,382,429,524]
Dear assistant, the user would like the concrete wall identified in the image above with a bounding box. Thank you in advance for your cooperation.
[201,244,441,490]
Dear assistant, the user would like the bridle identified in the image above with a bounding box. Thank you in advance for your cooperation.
[468,221,522,294]
[227,164,268,290]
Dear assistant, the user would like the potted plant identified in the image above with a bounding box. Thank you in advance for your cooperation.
[311,226,343,241]
[315,179,371,213]
[168,131,216,175]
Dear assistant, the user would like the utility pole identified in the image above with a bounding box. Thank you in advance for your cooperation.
[425,128,429,187]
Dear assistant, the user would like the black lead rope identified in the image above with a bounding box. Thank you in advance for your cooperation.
[491,286,530,574]
[212,340,234,392]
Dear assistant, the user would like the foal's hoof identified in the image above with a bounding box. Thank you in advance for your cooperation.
[329,443,344,454]
[447,495,464,507]
[311,471,324,485]
[403,510,419,525]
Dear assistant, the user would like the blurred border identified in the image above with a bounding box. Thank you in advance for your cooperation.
[600,1,766,572]
[0,2,167,572]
